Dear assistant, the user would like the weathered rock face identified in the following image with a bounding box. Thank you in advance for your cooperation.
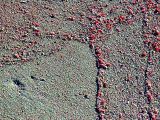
[0,41,97,120]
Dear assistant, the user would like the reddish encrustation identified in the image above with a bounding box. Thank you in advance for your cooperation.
[132,0,138,5]
[146,80,152,89]
[116,27,121,32]
[97,29,103,34]
[141,6,146,13]
[153,108,158,114]
[146,0,155,9]
[144,33,149,38]
[87,15,96,21]
[106,23,113,30]
[48,32,56,36]
[143,39,151,44]
[98,12,106,17]
[100,97,107,106]
[98,108,106,113]
[157,37,160,41]
[94,20,100,27]
[151,114,156,120]
[146,90,153,103]
[97,90,102,97]
[98,58,105,65]
[140,51,147,57]
[89,41,94,49]
[95,47,102,57]
[98,69,106,76]
[67,16,76,21]
[149,109,158,120]
[89,34,96,41]
[119,15,125,23]
[13,53,21,59]
[34,29,41,36]
[32,22,40,27]
[148,56,153,63]
[0,63,3,67]
[103,81,107,88]
[100,113,105,120]
[152,42,160,52]
[80,38,86,43]
[89,27,96,33]
[105,62,111,67]
[127,6,134,15]
[154,7,160,14]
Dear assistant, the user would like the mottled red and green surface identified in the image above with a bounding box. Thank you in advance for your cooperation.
[0,0,160,120]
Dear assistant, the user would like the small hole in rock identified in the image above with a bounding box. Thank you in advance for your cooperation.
[13,79,25,90]
[31,76,37,80]
[40,79,45,81]
[84,94,89,99]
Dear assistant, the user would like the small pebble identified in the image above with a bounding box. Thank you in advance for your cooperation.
[0,27,5,32]
[20,0,28,3]
[157,95,160,100]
